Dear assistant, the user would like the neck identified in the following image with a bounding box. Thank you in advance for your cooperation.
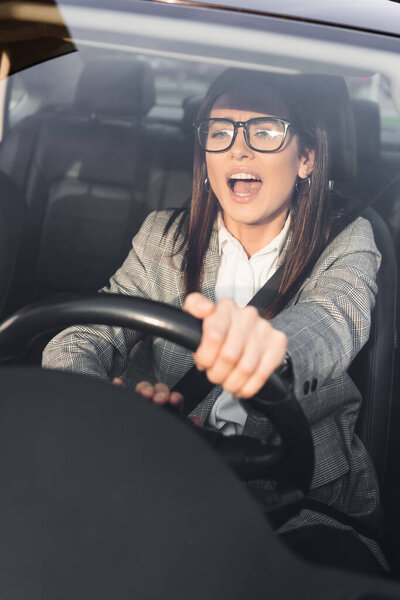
[222,208,289,258]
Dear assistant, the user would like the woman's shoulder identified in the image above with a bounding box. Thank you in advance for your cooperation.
[132,209,188,268]
[325,215,378,257]
[137,209,173,233]
[340,214,374,237]
[138,209,187,239]
[305,215,381,283]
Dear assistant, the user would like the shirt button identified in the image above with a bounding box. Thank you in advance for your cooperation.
[303,381,310,395]
[311,378,318,392]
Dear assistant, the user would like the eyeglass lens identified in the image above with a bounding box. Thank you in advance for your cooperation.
[198,119,286,152]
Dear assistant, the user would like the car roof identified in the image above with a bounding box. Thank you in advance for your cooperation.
[160,0,400,38]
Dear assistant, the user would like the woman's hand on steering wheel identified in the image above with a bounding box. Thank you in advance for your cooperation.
[183,292,287,399]
[112,378,184,406]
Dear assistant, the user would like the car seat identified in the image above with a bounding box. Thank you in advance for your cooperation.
[144,94,199,210]
[0,56,156,311]
[298,76,397,497]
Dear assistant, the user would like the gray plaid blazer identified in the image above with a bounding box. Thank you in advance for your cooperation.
[42,210,384,562]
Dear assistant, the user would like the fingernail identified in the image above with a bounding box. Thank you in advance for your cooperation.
[154,392,167,402]
[170,393,183,404]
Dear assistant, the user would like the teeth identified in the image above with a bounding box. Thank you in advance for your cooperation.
[229,173,259,181]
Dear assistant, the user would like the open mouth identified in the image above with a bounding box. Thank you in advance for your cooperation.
[227,172,262,196]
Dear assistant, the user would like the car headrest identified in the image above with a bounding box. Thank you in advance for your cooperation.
[74,57,156,117]
[182,95,203,137]
[295,74,357,183]
[352,98,381,166]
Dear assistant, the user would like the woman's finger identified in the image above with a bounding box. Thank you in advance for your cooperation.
[205,304,260,385]
[183,292,215,319]
[219,330,263,395]
[112,377,124,387]
[221,318,278,394]
[237,329,287,398]
[169,391,184,405]
[135,381,183,405]
[194,298,234,372]
[135,380,155,398]
[153,382,171,404]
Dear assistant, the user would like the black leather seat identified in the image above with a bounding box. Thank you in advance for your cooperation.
[348,96,399,568]
[349,208,397,490]
[343,97,400,262]
[0,57,156,309]
[144,95,201,210]
[299,74,398,501]
[346,99,398,494]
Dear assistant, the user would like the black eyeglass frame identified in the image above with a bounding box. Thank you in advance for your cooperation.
[193,117,294,153]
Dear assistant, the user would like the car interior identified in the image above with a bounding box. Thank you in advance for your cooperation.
[0,0,399,596]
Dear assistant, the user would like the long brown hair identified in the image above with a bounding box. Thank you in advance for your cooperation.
[166,69,333,318]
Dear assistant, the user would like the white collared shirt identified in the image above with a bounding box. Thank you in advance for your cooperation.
[206,214,291,436]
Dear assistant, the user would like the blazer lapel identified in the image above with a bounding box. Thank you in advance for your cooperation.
[174,220,220,308]
[190,222,220,422]
[276,229,292,269]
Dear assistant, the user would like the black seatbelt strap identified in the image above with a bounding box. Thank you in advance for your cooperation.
[172,264,285,415]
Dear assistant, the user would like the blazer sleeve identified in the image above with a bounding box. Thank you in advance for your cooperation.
[42,210,161,380]
[270,217,381,400]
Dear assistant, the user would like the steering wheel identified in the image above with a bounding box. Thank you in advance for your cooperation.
[0,293,314,521]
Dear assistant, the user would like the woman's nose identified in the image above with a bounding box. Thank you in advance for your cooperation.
[230,127,253,159]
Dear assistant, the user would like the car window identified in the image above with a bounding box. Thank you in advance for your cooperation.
[0,0,399,589]
[347,73,400,149]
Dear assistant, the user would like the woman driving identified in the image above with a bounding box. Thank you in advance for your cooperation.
[42,69,385,574]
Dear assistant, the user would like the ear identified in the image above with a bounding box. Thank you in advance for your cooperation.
[297,148,315,179]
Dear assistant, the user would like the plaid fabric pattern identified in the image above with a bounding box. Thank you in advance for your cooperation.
[42,210,384,564]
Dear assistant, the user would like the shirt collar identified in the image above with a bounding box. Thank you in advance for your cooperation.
[217,212,291,259]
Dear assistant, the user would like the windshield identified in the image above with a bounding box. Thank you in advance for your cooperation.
[0,0,399,588]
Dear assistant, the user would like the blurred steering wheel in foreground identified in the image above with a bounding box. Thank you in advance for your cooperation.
[0,296,394,598]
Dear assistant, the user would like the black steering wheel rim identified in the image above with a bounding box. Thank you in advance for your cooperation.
[0,293,314,505]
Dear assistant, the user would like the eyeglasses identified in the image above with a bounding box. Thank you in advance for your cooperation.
[194,117,294,153]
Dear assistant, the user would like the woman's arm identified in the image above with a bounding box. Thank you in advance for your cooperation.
[270,216,381,400]
[42,210,163,380]
[183,217,380,401]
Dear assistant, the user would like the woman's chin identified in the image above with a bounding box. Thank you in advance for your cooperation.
[222,206,264,229]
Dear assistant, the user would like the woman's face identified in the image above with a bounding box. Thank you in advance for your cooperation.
[205,94,314,235]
